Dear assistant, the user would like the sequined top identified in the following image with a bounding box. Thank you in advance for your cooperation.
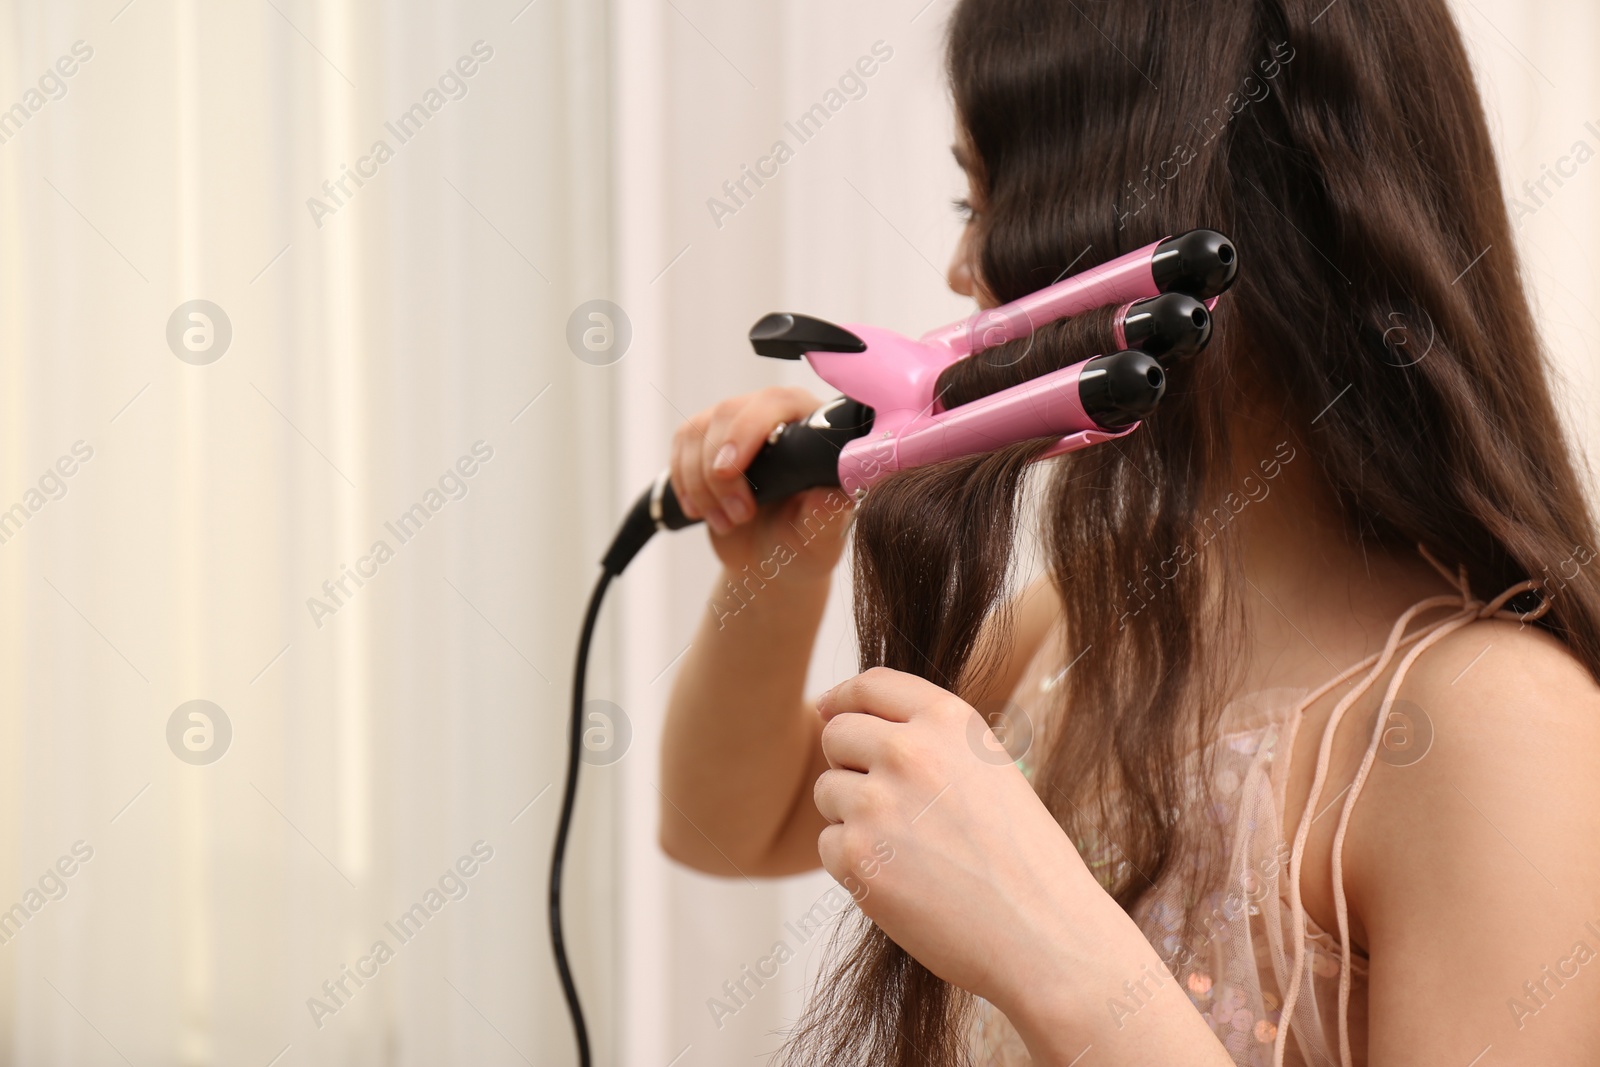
[969,564,1544,1067]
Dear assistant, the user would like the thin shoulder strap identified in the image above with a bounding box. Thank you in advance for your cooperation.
[1273,547,1548,1067]
[1272,594,1467,1067]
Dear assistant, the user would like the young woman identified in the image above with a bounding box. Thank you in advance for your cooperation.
[659,0,1600,1064]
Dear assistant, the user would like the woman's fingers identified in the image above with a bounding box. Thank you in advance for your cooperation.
[819,710,897,772]
[670,417,725,530]
[813,767,871,825]
[704,388,819,526]
[721,386,821,474]
[668,423,704,520]
[817,666,964,725]
[700,404,754,527]
[669,387,823,535]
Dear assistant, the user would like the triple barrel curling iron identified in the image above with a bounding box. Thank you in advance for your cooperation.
[601,228,1237,573]
[553,230,1239,1066]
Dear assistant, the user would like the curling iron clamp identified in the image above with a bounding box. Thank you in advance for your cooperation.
[552,229,1238,1067]
[601,228,1237,574]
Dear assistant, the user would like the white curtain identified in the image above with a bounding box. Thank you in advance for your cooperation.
[0,1,1595,1065]
[0,0,610,1064]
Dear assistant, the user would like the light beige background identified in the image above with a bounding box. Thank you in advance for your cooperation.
[0,0,1594,1064]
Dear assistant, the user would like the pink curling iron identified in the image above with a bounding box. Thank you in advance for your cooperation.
[600,229,1236,573]
[554,230,1237,1067]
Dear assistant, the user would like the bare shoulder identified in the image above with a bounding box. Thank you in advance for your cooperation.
[1342,618,1600,1056]
[1389,616,1600,792]
[1349,617,1600,878]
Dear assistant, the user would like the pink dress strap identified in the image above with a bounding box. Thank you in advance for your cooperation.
[1273,546,1549,1067]
[968,546,1549,1066]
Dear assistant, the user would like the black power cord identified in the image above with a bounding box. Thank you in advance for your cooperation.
[547,401,868,1064]
[549,567,613,1067]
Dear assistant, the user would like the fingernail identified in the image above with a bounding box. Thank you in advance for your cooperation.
[706,509,731,534]
[713,443,738,473]
[723,495,752,524]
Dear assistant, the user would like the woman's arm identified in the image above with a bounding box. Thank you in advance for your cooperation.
[655,383,852,876]
[658,527,838,876]
[657,377,1062,877]
[1342,621,1600,1063]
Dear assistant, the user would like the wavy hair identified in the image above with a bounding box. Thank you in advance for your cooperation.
[779,0,1600,1063]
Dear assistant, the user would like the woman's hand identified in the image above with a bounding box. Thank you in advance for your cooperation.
[668,386,851,580]
[813,667,1104,1011]
[812,667,1237,1065]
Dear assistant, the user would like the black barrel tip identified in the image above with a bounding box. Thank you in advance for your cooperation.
[1080,350,1166,429]
[1151,229,1238,299]
[1122,292,1212,361]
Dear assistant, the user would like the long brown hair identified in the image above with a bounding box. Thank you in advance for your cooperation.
[780,0,1600,1063]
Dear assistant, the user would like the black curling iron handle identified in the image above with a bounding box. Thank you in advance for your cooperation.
[657,424,840,528]
[601,398,872,574]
